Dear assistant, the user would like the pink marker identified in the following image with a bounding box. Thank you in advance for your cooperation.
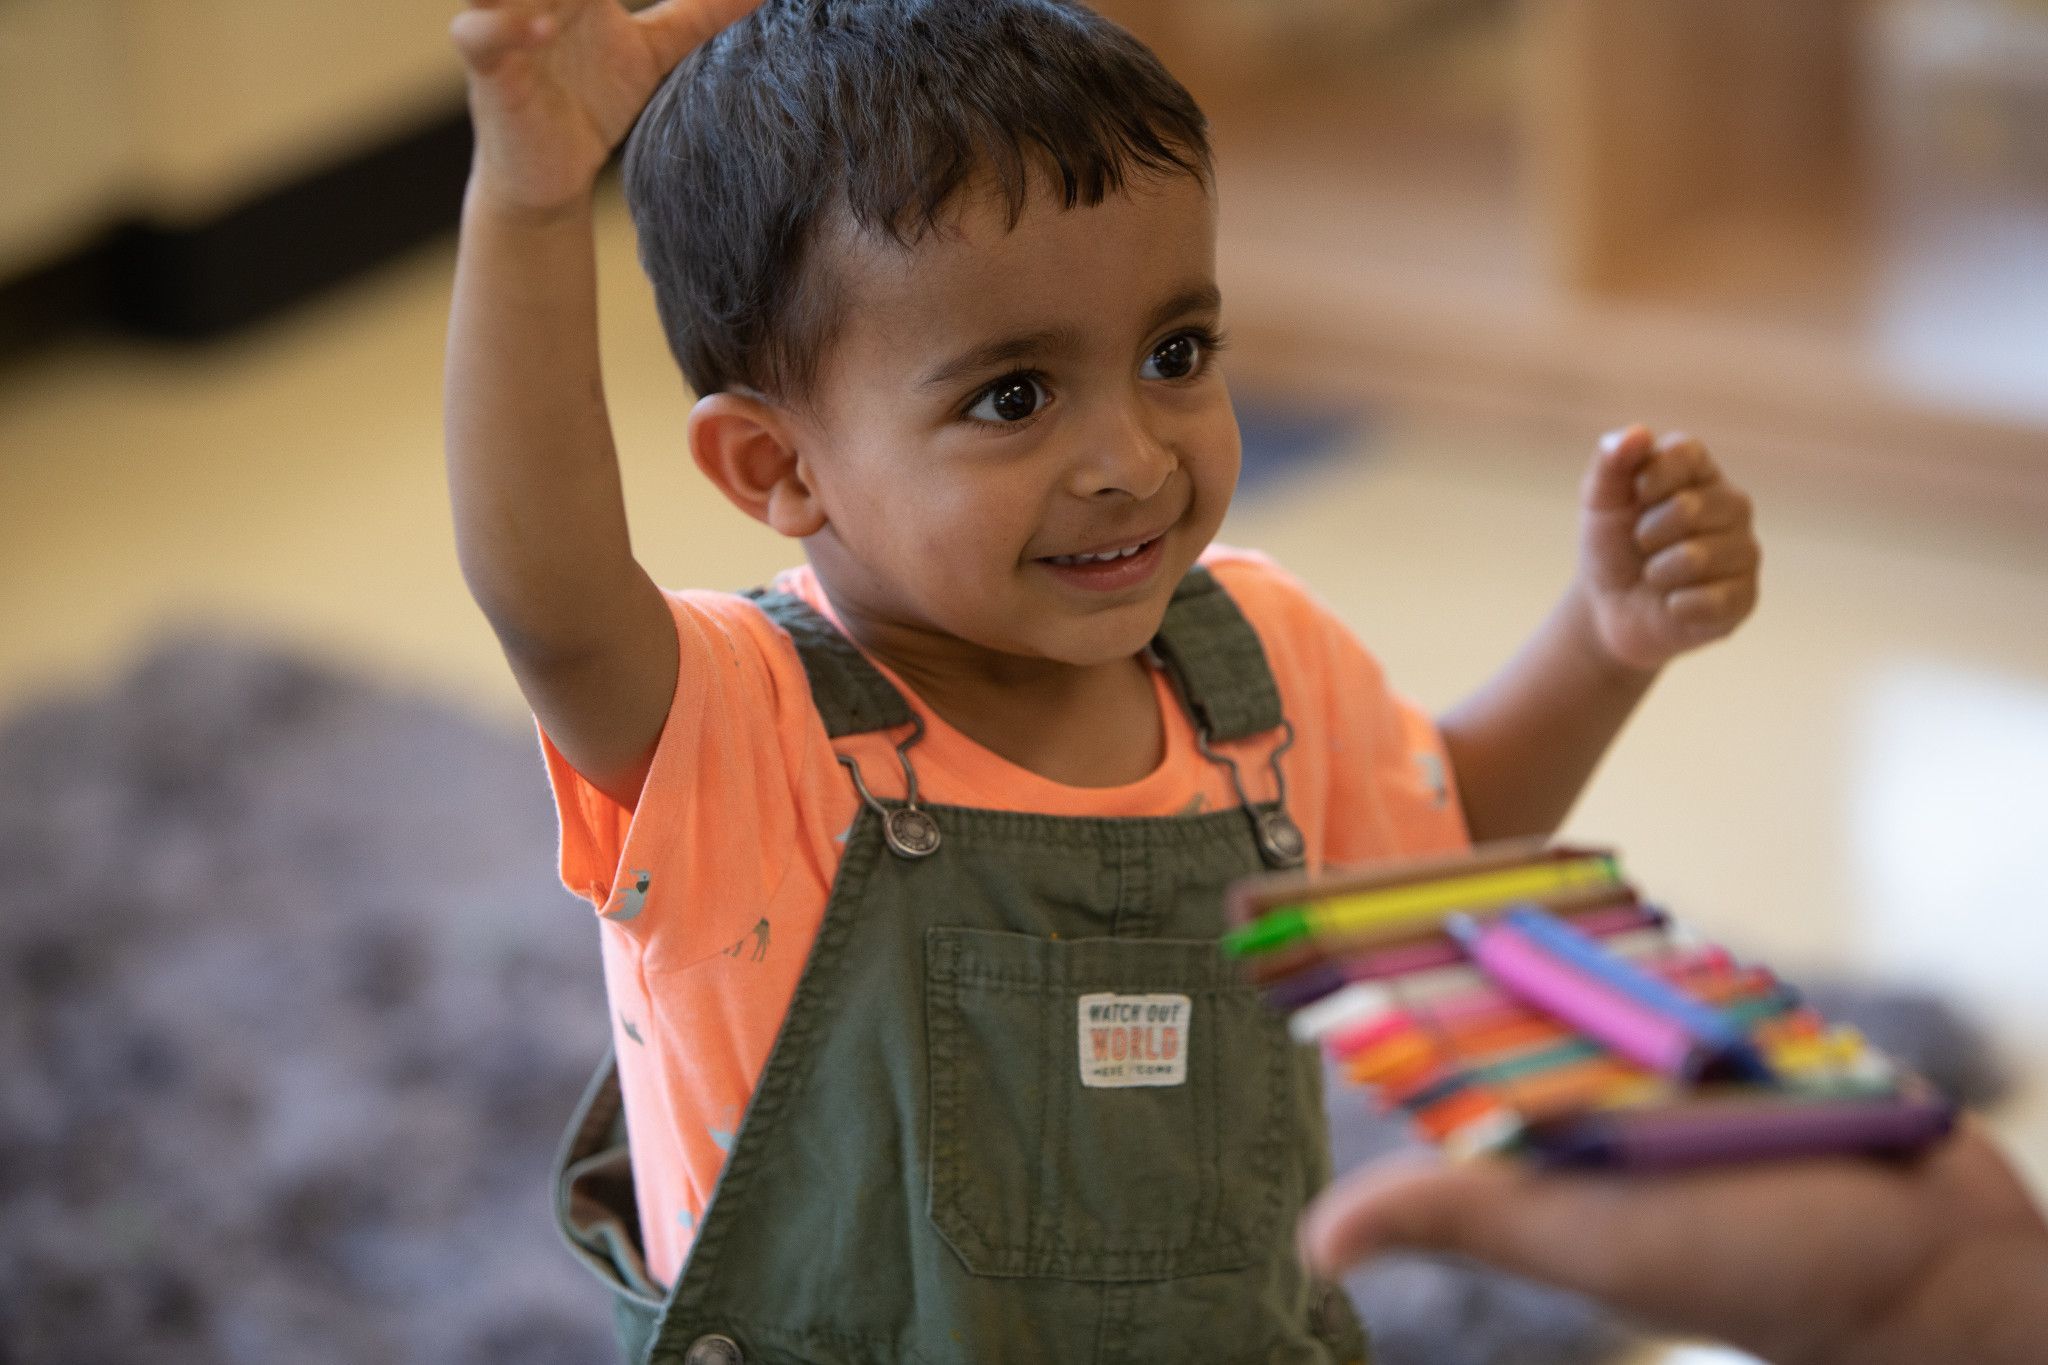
[1343,904,1665,983]
[1385,943,1749,1032]
[1325,1010,1417,1061]
[1448,914,1704,1078]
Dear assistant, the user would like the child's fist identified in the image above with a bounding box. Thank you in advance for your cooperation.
[1577,425,1760,674]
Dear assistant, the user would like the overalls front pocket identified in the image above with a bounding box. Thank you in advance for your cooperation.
[924,926,1293,1282]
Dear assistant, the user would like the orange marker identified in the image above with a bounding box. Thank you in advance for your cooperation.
[1415,1086,1514,1142]
[1509,1057,1653,1121]
[1346,1031,1441,1086]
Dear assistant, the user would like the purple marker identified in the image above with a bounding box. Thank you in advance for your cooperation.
[1525,1093,1957,1170]
[1264,959,1350,1012]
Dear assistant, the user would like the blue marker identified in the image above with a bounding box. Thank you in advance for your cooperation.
[1500,905,1772,1082]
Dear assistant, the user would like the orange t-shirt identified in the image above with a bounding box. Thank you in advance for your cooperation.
[542,547,1469,1287]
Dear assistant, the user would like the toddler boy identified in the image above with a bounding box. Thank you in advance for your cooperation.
[445,1,1762,1360]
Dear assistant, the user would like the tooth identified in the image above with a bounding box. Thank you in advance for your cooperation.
[1050,541,1150,565]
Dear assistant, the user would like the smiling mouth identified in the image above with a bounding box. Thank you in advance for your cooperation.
[1041,537,1159,567]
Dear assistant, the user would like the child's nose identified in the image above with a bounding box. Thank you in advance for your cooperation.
[1069,406,1176,502]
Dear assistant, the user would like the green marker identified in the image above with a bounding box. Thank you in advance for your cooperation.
[1223,905,1310,958]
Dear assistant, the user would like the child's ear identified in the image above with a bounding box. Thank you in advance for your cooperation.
[688,392,827,538]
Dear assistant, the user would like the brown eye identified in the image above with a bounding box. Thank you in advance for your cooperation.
[968,374,1046,424]
[1143,334,1200,381]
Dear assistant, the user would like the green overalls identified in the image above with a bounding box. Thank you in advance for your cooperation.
[553,569,1367,1365]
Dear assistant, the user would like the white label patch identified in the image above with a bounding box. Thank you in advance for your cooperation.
[1077,993,1192,1088]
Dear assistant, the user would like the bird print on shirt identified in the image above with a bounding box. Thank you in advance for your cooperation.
[707,1103,739,1154]
[603,870,652,922]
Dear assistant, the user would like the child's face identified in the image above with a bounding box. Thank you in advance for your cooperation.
[791,170,1238,671]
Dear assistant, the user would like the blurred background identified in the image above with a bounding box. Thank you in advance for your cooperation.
[2,1,2045,1363]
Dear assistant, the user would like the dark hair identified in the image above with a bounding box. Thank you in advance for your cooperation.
[621,0,1211,402]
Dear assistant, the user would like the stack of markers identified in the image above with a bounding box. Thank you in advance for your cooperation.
[1224,844,1956,1170]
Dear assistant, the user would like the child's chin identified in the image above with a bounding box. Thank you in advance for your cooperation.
[1037,606,1174,667]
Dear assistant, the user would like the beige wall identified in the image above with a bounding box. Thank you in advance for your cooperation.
[1,0,465,272]
[0,0,135,267]
[122,0,465,223]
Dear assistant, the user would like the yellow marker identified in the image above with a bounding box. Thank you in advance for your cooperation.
[1591,1075,1674,1112]
[1767,1027,1869,1079]
[1301,855,1622,941]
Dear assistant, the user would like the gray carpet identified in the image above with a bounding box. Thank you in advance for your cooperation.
[0,637,2010,1364]
[0,639,613,1364]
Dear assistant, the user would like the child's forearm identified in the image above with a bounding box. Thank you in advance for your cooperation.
[1438,586,1657,843]
[444,176,645,661]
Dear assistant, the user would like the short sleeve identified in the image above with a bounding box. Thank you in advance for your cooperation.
[537,594,716,912]
[1327,644,1469,863]
[1202,548,1469,868]
[539,724,637,909]
[535,589,836,959]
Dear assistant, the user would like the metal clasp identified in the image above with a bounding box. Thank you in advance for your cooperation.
[1196,719,1305,869]
[837,716,942,859]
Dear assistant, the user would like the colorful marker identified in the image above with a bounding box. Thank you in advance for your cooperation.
[1523,1092,1957,1170]
[1252,903,1668,994]
[1242,844,1950,1175]
[1226,852,1625,957]
[1498,906,1771,1080]
[1447,913,1769,1082]
[1286,982,1396,1045]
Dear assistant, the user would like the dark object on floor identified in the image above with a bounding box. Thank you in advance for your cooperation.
[0,637,2014,1364]
[109,112,474,340]
[0,637,613,1364]
[0,107,472,357]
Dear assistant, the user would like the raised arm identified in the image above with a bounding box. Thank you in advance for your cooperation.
[445,0,759,806]
[1437,426,1760,841]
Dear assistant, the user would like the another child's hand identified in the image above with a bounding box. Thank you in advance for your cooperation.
[452,0,763,215]
[1576,424,1760,675]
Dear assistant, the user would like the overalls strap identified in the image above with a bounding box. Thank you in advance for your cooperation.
[749,566,1287,742]
[1150,565,1287,741]
[745,589,916,738]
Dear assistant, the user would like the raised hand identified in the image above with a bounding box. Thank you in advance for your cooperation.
[1577,425,1761,675]
[451,0,763,214]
